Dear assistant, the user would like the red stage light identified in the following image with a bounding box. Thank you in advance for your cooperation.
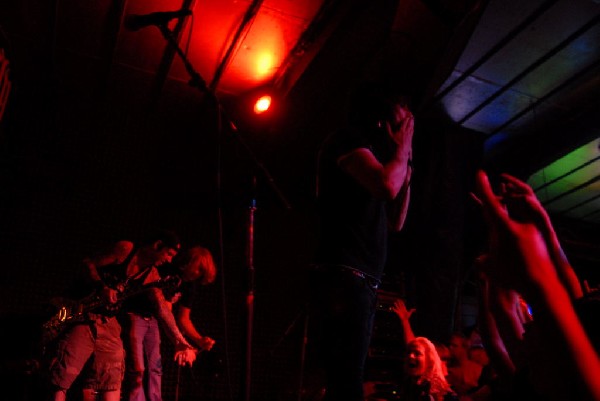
[253,95,272,114]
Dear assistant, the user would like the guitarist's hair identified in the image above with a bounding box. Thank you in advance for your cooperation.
[176,246,217,285]
[140,229,181,250]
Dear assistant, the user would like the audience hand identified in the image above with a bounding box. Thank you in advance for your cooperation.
[473,170,555,296]
[498,173,548,227]
[392,299,415,321]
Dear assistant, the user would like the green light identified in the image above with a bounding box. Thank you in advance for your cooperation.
[528,138,600,220]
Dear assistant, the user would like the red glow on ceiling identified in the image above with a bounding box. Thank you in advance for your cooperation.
[118,0,324,96]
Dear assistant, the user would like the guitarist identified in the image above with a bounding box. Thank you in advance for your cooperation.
[46,230,197,401]
[122,245,217,401]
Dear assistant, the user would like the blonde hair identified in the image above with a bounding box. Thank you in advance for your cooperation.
[179,246,217,285]
[408,337,454,400]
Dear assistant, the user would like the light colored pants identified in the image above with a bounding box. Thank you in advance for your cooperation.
[124,313,162,401]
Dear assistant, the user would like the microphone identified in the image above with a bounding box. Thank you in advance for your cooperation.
[124,9,192,31]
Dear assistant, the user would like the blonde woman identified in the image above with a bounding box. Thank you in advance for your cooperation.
[400,337,457,401]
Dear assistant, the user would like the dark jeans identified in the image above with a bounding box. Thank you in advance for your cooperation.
[309,265,378,401]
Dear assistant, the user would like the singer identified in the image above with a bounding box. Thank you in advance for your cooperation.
[310,81,414,401]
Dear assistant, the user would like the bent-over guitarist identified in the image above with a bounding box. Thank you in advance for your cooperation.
[122,245,217,401]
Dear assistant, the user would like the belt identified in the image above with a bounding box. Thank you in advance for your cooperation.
[312,264,380,289]
[128,312,154,320]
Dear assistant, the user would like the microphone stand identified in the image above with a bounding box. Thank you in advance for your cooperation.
[154,23,292,401]
[244,176,257,401]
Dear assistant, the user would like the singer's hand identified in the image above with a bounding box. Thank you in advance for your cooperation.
[386,104,414,151]
[392,299,415,322]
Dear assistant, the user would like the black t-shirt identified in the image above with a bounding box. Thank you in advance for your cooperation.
[66,247,135,300]
[122,261,191,318]
[158,264,197,309]
[314,126,392,280]
[69,245,154,317]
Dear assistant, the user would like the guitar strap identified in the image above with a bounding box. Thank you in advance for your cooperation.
[121,245,154,288]
[121,246,138,278]
[100,245,151,289]
[127,263,154,287]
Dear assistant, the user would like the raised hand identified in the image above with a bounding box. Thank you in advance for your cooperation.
[473,170,555,296]
[484,172,583,300]
[392,298,416,344]
[475,170,600,401]
[498,173,548,227]
[392,298,415,322]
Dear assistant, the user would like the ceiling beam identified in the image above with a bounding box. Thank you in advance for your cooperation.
[430,0,559,106]
[458,14,600,126]
[209,0,265,92]
[273,0,360,97]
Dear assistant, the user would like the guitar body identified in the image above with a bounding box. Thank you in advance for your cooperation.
[42,292,116,345]
[41,276,180,345]
[42,298,86,345]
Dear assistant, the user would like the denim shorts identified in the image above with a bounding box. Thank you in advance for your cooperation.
[49,315,125,391]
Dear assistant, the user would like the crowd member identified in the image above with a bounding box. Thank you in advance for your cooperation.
[392,298,467,401]
[468,346,493,385]
[474,257,521,379]
[434,342,451,378]
[310,82,414,401]
[446,332,482,396]
[45,231,196,401]
[399,337,458,401]
[122,245,217,401]
[475,173,585,386]
[473,171,600,401]
[573,287,600,353]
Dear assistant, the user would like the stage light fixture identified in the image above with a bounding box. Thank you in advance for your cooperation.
[253,95,272,114]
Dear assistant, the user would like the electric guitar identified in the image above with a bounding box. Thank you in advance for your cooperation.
[41,275,181,345]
